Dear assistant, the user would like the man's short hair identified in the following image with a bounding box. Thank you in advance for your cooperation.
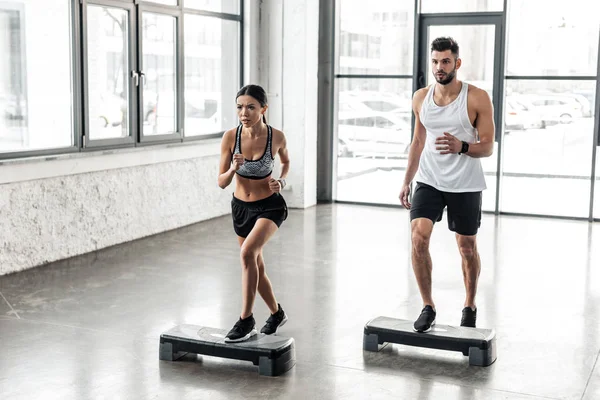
[431,37,459,58]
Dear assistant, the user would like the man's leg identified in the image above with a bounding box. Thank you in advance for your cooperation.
[409,183,445,333]
[446,190,482,328]
[411,218,435,309]
[455,234,480,310]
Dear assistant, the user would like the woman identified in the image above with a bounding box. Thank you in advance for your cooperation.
[218,84,290,343]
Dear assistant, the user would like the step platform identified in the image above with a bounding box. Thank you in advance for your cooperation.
[363,316,496,366]
[159,324,296,376]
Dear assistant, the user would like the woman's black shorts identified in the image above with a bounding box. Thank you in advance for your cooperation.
[231,193,288,238]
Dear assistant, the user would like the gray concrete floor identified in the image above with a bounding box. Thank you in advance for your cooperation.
[1,204,599,400]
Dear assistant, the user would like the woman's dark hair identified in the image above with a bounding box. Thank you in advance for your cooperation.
[236,84,268,123]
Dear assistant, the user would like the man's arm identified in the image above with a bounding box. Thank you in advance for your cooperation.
[403,89,428,186]
[466,89,495,158]
[399,88,427,209]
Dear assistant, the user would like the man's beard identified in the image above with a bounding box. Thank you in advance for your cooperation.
[434,68,456,85]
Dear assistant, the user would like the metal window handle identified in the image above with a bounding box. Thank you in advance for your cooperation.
[131,70,139,86]
[139,71,146,86]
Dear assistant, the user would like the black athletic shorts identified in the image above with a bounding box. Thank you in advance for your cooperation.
[409,182,482,236]
[231,193,288,238]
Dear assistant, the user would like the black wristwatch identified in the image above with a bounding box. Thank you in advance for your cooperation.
[458,141,469,155]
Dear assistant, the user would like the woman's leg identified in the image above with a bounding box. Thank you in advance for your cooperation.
[237,218,279,319]
[237,236,278,314]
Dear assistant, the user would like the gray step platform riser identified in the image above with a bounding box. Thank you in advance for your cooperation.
[160,337,285,363]
[364,333,497,367]
[159,337,296,376]
[367,331,491,354]
[259,348,296,376]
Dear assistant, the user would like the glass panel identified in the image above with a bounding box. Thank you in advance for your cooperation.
[501,80,596,217]
[184,15,239,136]
[0,1,72,153]
[507,0,600,76]
[421,0,503,13]
[592,90,599,220]
[142,0,177,6]
[87,5,129,140]
[338,0,415,75]
[185,0,239,14]
[596,133,600,219]
[335,78,413,204]
[426,25,498,212]
[142,13,177,136]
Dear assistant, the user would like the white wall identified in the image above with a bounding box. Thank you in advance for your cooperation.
[0,0,320,276]
[258,0,319,209]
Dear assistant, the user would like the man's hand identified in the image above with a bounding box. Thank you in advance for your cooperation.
[400,183,411,209]
[435,132,462,154]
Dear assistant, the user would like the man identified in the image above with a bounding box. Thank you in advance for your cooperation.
[399,37,494,332]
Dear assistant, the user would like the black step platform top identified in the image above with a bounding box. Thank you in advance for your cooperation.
[160,324,294,361]
[364,316,495,351]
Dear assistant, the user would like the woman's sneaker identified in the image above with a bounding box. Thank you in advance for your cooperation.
[413,305,436,332]
[260,304,288,335]
[224,315,257,343]
[460,307,477,328]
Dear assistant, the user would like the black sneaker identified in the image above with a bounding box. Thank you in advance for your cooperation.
[413,305,436,333]
[260,304,288,335]
[224,315,257,343]
[461,307,477,328]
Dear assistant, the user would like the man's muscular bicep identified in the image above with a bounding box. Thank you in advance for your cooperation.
[475,90,495,142]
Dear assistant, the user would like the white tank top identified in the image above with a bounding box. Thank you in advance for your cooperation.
[416,82,486,192]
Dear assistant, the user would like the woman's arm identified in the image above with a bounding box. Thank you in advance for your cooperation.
[217,129,239,189]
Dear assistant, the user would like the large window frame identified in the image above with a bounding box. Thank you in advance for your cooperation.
[327,0,600,221]
[0,0,243,160]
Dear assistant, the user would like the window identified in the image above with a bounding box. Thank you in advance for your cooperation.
[421,0,503,13]
[184,0,239,14]
[184,14,239,136]
[141,12,177,138]
[338,0,415,75]
[1,0,242,159]
[335,78,413,205]
[0,1,73,154]
[501,80,596,217]
[86,5,130,141]
[143,0,178,5]
[507,0,599,76]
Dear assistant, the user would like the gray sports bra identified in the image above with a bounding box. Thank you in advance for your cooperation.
[234,124,275,180]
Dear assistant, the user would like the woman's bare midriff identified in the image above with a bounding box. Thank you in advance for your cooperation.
[234,174,274,202]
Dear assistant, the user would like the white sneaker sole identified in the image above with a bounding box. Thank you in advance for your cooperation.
[263,314,288,335]
[413,319,436,333]
[278,315,288,330]
[224,328,257,343]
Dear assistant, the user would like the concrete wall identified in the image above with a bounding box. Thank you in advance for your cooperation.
[0,0,321,275]
[0,144,231,275]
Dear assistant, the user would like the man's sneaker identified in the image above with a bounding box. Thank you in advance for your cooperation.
[260,304,288,335]
[461,307,477,328]
[413,305,436,333]
[224,315,257,343]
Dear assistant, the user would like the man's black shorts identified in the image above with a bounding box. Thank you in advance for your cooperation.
[409,182,482,236]
[231,193,288,238]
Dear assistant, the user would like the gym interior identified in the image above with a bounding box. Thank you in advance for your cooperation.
[1,1,599,399]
